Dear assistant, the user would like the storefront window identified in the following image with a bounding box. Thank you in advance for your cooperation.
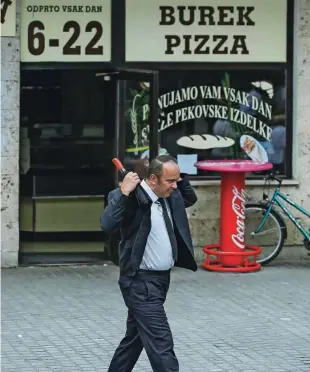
[157,69,287,177]
[131,69,287,178]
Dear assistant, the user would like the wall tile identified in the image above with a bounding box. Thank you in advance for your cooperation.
[1,79,19,110]
[1,109,19,128]
[1,126,19,157]
[1,156,19,175]
[1,38,20,62]
[1,202,19,225]
[0,62,19,82]
[1,222,19,252]
[1,174,19,208]
[1,251,18,267]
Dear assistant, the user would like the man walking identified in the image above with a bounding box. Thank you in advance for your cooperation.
[100,155,198,372]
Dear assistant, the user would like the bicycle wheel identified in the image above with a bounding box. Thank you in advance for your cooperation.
[245,203,286,265]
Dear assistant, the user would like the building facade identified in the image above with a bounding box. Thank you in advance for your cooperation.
[1,0,310,267]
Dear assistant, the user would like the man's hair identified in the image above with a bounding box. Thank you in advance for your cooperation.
[147,155,177,178]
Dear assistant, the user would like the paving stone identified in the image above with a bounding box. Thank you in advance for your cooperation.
[1,263,310,371]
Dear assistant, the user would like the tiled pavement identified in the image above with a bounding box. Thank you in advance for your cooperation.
[2,262,310,372]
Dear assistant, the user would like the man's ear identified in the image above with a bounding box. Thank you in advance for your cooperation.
[149,174,157,183]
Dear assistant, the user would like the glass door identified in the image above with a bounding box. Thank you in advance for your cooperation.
[95,69,159,265]
[115,69,159,181]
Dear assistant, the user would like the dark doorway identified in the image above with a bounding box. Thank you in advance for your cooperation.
[19,68,116,264]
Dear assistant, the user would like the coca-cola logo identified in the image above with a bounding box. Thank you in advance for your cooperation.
[231,185,246,249]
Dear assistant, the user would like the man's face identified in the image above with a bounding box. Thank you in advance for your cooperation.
[149,162,180,198]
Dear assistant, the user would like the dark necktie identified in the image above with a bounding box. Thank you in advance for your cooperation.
[158,198,178,261]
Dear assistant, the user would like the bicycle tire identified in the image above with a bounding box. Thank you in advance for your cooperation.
[245,203,287,265]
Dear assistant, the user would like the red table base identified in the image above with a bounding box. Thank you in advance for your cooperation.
[195,160,273,273]
[202,244,262,272]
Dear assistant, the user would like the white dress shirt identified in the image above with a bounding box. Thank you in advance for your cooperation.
[139,180,174,271]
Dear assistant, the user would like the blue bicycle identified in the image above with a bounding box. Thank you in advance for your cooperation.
[245,173,310,265]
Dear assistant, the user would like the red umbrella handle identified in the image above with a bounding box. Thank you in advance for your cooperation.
[112,158,126,174]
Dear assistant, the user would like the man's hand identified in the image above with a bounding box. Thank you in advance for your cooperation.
[121,172,141,196]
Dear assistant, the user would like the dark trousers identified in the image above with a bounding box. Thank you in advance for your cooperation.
[107,270,179,372]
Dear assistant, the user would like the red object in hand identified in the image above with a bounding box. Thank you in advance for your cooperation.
[112,158,126,175]
[112,157,147,205]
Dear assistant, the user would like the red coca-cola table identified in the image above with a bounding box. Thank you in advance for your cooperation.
[195,160,273,273]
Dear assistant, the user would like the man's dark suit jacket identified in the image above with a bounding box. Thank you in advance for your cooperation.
[100,174,198,276]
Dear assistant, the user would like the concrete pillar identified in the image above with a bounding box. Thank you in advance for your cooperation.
[1,5,20,267]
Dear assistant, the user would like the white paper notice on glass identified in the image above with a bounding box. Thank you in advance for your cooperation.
[177,154,198,175]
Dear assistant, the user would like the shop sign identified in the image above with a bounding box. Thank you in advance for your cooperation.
[1,0,16,36]
[20,0,111,62]
[126,0,287,62]
[142,83,273,142]
[126,75,276,169]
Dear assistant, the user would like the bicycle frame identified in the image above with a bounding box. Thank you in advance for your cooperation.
[255,188,310,240]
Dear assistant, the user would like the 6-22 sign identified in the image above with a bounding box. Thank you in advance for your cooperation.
[20,1,111,62]
[27,20,103,56]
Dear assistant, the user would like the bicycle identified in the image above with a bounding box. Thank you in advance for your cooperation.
[245,173,310,265]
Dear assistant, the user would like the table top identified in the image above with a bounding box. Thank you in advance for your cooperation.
[195,159,273,172]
